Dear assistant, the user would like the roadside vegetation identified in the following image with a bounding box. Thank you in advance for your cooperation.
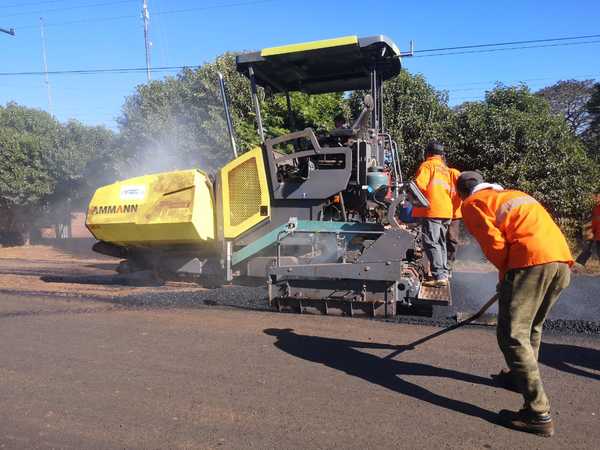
[1,53,599,244]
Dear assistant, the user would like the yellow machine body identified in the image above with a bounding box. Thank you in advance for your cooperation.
[86,169,215,248]
[219,146,270,239]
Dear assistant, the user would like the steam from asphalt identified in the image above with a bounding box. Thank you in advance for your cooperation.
[117,103,233,180]
[117,133,210,180]
[452,244,498,310]
[311,233,342,263]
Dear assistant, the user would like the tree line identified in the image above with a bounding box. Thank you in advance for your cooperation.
[1,53,599,244]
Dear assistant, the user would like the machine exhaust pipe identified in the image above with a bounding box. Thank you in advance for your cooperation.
[218,72,238,159]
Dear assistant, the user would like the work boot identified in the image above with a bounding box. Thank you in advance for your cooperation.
[499,409,554,437]
[491,368,520,393]
[423,278,449,288]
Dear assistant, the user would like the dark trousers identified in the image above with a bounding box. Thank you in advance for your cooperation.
[421,218,450,280]
[446,219,461,262]
[575,240,600,266]
[497,262,571,414]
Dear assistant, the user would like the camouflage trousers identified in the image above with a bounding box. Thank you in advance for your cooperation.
[497,262,571,414]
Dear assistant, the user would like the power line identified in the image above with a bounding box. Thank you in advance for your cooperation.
[0,0,138,19]
[442,77,600,93]
[17,13,135,30]
[414,39,600,57]
[0,0,69,10]
[415,33,600,53]
[437,74,600,88]
[15,0,276,29]
[146,0,275,17]
[0,65,201,76]
[0,63,599,82]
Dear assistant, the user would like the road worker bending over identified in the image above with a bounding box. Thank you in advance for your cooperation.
[412,142,453,287]
[457,171,573,438]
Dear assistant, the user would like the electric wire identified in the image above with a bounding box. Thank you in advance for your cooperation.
[414,33,600,53]
[0,0,69,10]
[413,39,600,57]
[0,0,137,19]
[14,0,276,29]
[438,74,600,88]
[0,65,201,76]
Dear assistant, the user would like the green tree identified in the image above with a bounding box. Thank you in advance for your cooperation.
[451,85,600,233]
[0,103,60,242]
[0,103,116,242]
[585,82,600,163]
[537,79,595,135]
[53,120,116,203]
[44,120,116,237]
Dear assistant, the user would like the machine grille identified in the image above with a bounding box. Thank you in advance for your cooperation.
[228,157,262,226]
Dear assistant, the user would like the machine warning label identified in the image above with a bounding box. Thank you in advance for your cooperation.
[120,185,146,201]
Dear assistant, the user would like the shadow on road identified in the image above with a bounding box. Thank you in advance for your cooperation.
[264,328,502,426]
[540,342,600,381]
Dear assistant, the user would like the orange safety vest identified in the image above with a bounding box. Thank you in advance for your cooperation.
[412,156,453,219]
[449,167,463,220]
[461,188,573,280]
[593,203,600,241]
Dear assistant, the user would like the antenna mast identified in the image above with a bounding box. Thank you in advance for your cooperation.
[142,0,151,81]
[39,17,52,114]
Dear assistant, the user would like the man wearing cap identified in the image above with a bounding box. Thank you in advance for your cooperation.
[412,142,453,287]
[457,171,573,437]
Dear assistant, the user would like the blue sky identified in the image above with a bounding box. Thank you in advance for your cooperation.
[1,0,599,129]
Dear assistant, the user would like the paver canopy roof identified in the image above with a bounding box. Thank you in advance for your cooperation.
[236,35,402,94]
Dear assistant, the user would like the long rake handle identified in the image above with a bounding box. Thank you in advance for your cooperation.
[384,294,499,360]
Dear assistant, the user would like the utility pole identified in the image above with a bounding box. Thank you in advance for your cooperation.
[39,17,52,114]
[142,0,151,82]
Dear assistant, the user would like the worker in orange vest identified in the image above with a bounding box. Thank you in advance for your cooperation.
[447,167,463,274]
[576,193,600,265]
[412,142,453,287]
[457,171,573,438]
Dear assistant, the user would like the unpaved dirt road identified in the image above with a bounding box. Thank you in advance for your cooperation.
[0,246,599,449]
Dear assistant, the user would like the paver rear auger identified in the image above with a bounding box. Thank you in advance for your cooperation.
[86,35,451,317]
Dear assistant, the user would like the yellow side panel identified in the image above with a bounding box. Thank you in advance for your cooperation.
[220,147,270,239]
[86,169,215,247]
[261,35,358,57]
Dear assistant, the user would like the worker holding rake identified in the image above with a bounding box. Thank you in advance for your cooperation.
[456,171,573,437]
